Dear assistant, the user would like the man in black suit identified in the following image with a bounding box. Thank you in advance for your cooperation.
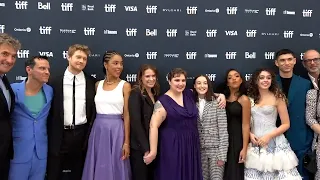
[302,49,320,89]
[0,33,21,180]
[47,44,96,180]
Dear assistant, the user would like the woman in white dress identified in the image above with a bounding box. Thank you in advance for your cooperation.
[245,68,301,180]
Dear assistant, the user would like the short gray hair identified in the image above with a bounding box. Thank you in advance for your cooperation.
[0,33,21,51]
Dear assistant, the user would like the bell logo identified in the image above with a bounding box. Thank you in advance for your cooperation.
[302,9,312,17]
[61,3,73,11]
[146,5,157,14]
[126,28,137,36]
[15,1,28,9]
[226,7,237,15]
[186,52,197,59]
[166,29,177,37]
[225,31,238,36]
[84,27,95,36]
[105,4,116,12]
[0,25,5,33]
[17,50,30,59]
[126,74,137,82]
[62,51,68,59]
[266,8,276,16]
[206,29,217,37]
[246,30,257,38]
[146,29,157,36]
[245,52,256,59]
[264,52,275,60]
[39,51,53,57]
[283,31,294,38]
[124,6,137,12]
[39,26,52,35]
[146,52,157,60]
[225,52,237,60]
[38,2,50,10]
[186,6,197,15]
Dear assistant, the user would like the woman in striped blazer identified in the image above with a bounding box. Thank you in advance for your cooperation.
[192,75,229,180]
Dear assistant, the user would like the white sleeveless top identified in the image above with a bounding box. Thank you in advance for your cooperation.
[95,80,125,114]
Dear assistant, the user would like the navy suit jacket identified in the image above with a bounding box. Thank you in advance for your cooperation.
[10,81,53,163]
[276,74,313,152]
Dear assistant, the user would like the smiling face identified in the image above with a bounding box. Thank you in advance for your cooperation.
[67,50,88,73]
[0,44,17,74]
[257,70,272,90]
[104,54,123,78]
[194,76,208,96]
[275,53,296,73]
[141,68,156,89]
[169,74,186,93]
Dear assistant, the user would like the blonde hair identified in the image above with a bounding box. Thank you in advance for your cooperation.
[67,44,91,58]
[0,33,21,51]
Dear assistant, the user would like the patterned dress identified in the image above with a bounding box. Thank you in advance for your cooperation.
[244,105,301,180]
[306,89,320,179]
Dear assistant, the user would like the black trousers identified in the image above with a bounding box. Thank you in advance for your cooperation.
[0,156,9,180]
[130,148,155,180]
[47,126,87,180]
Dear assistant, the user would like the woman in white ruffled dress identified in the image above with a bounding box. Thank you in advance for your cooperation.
[244,68,301,180]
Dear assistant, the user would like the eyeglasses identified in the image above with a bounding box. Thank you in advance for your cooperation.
[303,58,320,64]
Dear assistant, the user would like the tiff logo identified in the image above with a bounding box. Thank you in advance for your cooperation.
[39,51,53,57]
[245,52,256,59]
[62,51,68,59]
[225,52,237,60]
[105,4,116,12]
[246,30,257,37]
[225,30,238,36]
[124,6,137,12]
[146,52,157,60]
[126,74,137,82]
[226,7,237,15]
[300,53,305,60]
[206,29,217,37]
[283,31,294,38]
[84,27,95,35]
[266,8,276,16]
[61,3,73,11]
[302,9,312,17]
[166,29,177,37]
[38,2,50,10]
[265,52,275,59]
[0,25,5,33]
[146,5,157,13]
[39,26,52,35]
[0,3,5,7]
[186,52,197,59]
[245,74,252,81]
[146,29,157,36]
[186,6,197,14]
[206,74,216,81]
[126,28,137,36]
[15,1,28,9]
[17,50,29,58]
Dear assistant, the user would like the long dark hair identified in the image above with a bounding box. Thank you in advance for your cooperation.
[132,64,160,96]
[247,68,286,104]
[192,75,217,102]
[221,69,247,99]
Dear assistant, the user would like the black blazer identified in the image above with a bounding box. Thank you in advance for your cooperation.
[128,88,156,153]
[47,72,96,155]
[0,75,15,160]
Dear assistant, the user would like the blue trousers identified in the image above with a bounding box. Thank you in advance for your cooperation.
[9,149,47,180]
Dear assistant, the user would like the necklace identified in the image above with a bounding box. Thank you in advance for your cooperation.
[105,81,116,85]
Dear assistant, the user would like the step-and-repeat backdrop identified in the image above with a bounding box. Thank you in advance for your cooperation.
[1,0,318,90]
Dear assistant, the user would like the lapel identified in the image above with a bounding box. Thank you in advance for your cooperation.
[0,84,9,113]
[58,75,64,120]
[142,90,154,107]
[202,101,211,118]
[85,74,90,119]
[276,74,298,107]
[1,75,15,113]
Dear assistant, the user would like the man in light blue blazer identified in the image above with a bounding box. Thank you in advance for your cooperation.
[275,49,313,179]
[9,56,52,180]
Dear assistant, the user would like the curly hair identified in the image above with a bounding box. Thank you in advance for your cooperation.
[247,68,286,104]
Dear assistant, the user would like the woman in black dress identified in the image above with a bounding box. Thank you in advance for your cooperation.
[221,69,251,180]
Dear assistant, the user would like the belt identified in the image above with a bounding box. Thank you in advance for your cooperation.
[63,123,87,130]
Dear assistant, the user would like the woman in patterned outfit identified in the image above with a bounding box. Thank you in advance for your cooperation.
[192,75,229,180]
[306,86,320,179]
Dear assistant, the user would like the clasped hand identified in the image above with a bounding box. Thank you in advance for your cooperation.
[250,133,271,147]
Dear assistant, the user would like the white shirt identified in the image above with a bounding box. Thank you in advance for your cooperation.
[308,73,319,90]
[198,98,206,118]
[63,68,87,125]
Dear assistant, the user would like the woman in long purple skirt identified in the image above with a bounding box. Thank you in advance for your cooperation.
[82,51,131,180]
